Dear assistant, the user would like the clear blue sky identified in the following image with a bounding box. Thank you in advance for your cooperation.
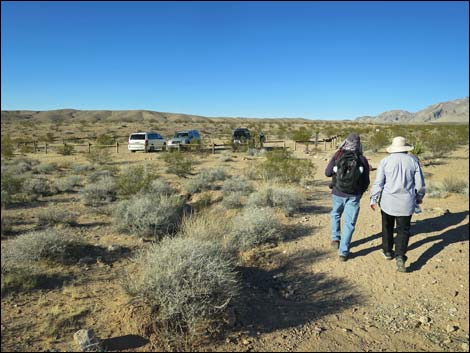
[1,1,469,120]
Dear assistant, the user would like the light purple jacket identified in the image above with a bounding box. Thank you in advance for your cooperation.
[370,152,425,216]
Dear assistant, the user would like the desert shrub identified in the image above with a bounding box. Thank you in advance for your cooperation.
[87,169,114,183]
[184,168,228,194]
[86,148,111,165]
[147,179,176,197]
[222,192,245,209]
[248,184,304,216]
[71,164,94,174]
[424,133,458,158]
[442,177,468,194]
[95,134,115,147]
[9,161,33,175]
[163,152,194,177]
[116,165,154,198]
[426,184,448,199]
[229,207,282,251]
[59,144,74,156]
[366,131,389,152]
[113,194,184,237]
[123,237,239,347]
[22,178,54,200]
[191,192,212,212]
[1,136,15,159]
[80,176,117,206]
[1,171,24,206]
[1,212,12,236]
[222,176,253,195]
[37,208,78,226]
[257,150,316,184]
[33,162,57,174]
[2,229,82,265]
[290,127,312,141]
[179,212,232,244]
[55,175,82,193]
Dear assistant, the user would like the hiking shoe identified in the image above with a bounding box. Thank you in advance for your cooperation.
[331,240,340,249]
[339,255,348,262]
[396,257,407,273]
[382,251,394,260]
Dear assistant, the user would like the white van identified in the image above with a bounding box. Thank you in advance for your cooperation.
[128,132,166,152]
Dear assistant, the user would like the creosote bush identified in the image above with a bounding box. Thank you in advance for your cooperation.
[248,184,304,216]
[163,152,194,177]
[55,175,82,193]
[185,168,229,194]
[37,208,78,226]
[123,236,239,347]
[257,150,316,184]
[116,165,154,198]
[23,178,54,200]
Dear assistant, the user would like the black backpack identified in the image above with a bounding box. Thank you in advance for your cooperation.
[333,150,364,194]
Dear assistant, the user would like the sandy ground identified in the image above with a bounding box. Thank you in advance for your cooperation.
[1,145,468,352]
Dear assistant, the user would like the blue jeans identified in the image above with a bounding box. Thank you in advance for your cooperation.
[331,194,361,256]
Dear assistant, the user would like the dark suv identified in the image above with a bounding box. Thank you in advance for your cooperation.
[232,128,251,143]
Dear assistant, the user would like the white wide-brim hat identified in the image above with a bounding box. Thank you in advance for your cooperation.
[386,136,413,153]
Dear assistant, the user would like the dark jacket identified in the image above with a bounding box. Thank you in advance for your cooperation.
[325,149,370,197]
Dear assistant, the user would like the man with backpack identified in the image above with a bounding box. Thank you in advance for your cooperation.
[325,133,370,261]
[369,136,426,272]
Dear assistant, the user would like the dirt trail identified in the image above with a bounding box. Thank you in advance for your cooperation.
[211,149,469,352]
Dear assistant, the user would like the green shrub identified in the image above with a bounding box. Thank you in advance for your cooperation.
[163,152,194,177]
[1,171,24,207]
[95,134,115,147]
[365,130,389,152]
[123,236,239,347]
[113,194,184,238]
[116,165,154,198]
[229,207,282,251]
[1,136,15,159]
[424,133,458,158]
[86,148,111,165]
[59,144,75,156]
[257,150,316,184]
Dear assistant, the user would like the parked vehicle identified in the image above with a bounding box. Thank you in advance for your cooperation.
[167,130,201,149]
[232,128,251,143]
[128,132,166,152]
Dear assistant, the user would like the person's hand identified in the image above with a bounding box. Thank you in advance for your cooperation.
[416,199,423,205]
[370,204,377,211]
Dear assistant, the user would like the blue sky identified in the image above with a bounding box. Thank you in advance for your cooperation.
[1,1,469,120]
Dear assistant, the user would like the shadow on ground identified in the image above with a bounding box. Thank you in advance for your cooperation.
[102,334,149,351]
[350,211,469,271]
[220,249,362,341]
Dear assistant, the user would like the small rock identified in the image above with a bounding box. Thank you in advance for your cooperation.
[461,343,469,351]
[443,337,452,344]
[242,338,251,345]
[446,325,458,333]
[342,328,352,333]
[419,316,431,324]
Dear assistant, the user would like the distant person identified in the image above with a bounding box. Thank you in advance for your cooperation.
[370,136,426,273]
[325,133,370,261]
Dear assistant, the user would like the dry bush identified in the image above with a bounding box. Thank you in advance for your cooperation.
[123,236,239,348]
[1,212,12,236]
[80,176,117,206]
[221,176,253,195]
[442,177,468,194]
[426,185,448,199]
[113,194,184,238]
[163,152,194,177]
[247,184,304,216]
[1,171,24,207]
[33,162,57,174]
[221,192,245,209]
[229,207,282,251]
[147,179,176,197]
[22,178,54,200]
[184,168,228,194]
[37,208,78,227]
[55,175,82,193]
[1,136,15,159]
[2,229,82,266]
[86,148,111,165]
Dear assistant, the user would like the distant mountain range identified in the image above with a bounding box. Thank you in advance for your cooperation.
[355,97,469,124]
[2,97,468,124]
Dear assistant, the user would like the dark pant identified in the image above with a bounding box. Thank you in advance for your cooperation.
[381,210,412,261]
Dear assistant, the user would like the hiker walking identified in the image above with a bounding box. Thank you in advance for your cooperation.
[325,133,370,261]
[369,136,426,272]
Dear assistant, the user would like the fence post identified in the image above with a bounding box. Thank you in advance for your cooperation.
[45,143,48,154]
[88,143,91,153]
[315,132,319,151]
[324,140,327,150]
[33,141,37,153]
[294,141,297,151]
[283,140,286,149]
[212,143,215,154]
[116,141,119,153]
